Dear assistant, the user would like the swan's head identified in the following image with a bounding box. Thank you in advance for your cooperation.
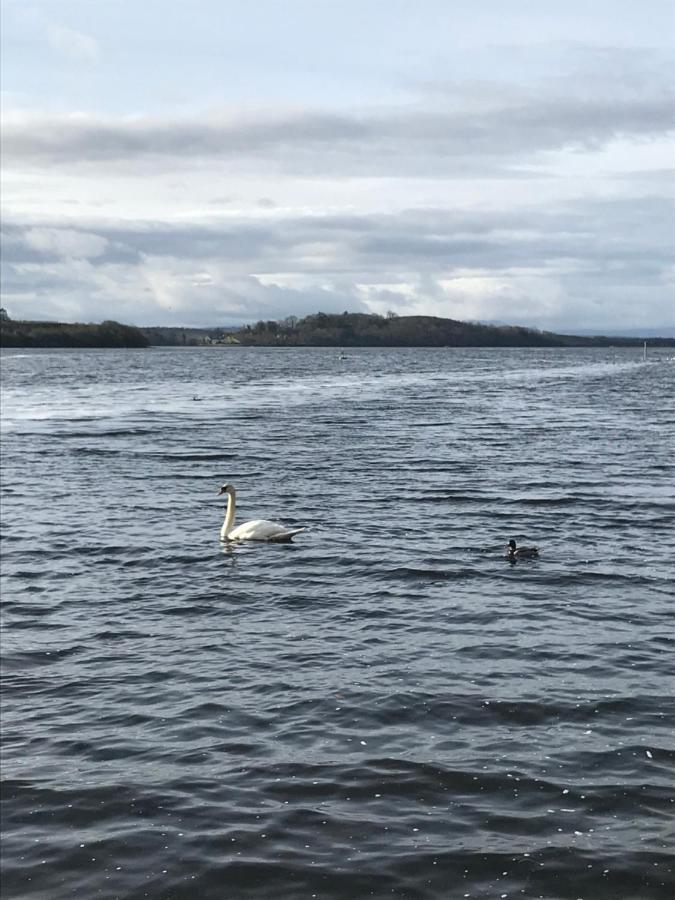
[218,483,233,496]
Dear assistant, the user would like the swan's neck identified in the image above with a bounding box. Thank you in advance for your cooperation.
[221,487,236,539]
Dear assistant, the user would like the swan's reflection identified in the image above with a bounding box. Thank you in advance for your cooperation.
[219,541,238,564]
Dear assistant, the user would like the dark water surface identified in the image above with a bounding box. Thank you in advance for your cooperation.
[1,346,674,900]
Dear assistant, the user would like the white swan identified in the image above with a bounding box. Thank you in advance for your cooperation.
[217,483,306,542]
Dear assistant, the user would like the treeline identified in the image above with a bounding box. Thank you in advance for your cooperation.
[140,326,233,345]
[232,312,667,348]
[0,319,149,348]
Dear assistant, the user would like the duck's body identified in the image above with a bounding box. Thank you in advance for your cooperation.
[508,539,539,559]
[218,484,305,542]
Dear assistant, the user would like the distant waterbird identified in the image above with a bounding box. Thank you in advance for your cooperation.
[218,483,306,542]
[507,539,539,559]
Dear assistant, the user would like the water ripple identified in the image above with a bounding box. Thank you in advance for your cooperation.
[1,347,674,899]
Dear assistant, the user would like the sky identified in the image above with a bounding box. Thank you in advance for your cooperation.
[1,0,674,332]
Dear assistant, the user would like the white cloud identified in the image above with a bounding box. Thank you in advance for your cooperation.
[356,272,565,324]
[22,227,108,259]
[1,193,673,330]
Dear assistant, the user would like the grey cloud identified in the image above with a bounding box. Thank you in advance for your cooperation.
[2,111,368,166]
[4,90,673,175]
[1,221,285,266]
[93,222,284,263]
[3,195,672,278]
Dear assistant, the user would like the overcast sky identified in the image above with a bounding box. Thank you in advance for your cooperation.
[2,0,674,332]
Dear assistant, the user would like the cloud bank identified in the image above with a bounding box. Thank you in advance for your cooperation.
[3,195,673,331]
[1,28,673,332]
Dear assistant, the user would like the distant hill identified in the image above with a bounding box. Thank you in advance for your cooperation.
[481,320,675,340]
[0,319,149,348]
[207,312,675,348]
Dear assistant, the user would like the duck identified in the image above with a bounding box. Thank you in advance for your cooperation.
[507,539,539,559]
[217,483,306,543]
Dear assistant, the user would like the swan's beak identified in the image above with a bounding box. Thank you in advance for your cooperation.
[217,487,226,496]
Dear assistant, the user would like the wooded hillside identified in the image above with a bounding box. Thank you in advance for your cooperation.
[0,319,149,348]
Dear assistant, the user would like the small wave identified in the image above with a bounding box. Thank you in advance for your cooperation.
[155,452,237,461]
[2,645,85,668]
[507,495,581,506]
[383,565,484,581]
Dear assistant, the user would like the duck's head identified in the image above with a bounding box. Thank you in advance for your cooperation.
[508,539,517,551]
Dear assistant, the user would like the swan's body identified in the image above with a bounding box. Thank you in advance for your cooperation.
[508,539,539,559]
[218,484,305,543]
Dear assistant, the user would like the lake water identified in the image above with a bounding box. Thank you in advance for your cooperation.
[1,346,674,900]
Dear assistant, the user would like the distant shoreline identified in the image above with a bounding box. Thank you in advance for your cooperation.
[2,313,674,349]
